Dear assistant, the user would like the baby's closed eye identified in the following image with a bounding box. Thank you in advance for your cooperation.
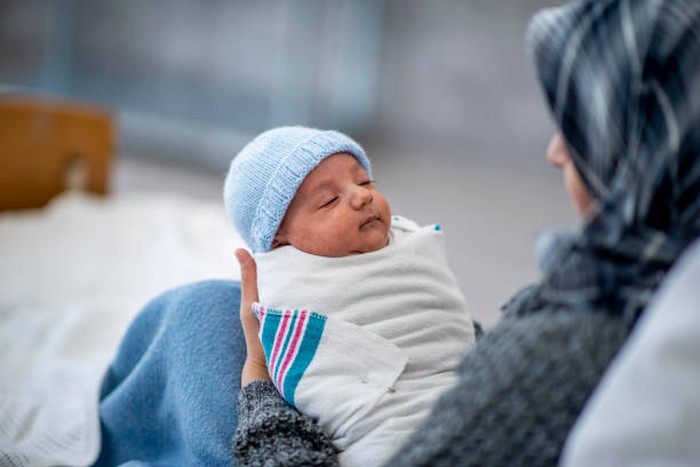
[319,195,339,208]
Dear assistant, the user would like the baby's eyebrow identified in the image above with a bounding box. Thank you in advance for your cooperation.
[353,162,369,178]
[309,179,335,194]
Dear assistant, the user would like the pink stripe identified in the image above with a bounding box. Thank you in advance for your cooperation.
[255,304,266,320]
[269,313,291,372]
[276,310,308,388]
[255,306,265,338]
[253,305,265,324]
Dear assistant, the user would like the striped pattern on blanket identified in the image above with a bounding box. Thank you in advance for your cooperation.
[253,304,326,406]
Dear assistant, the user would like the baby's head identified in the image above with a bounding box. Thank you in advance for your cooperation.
[224,126,391,257]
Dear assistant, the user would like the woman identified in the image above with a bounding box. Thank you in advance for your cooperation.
[97,0,700,465]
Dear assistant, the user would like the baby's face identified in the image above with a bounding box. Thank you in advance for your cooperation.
[274,153,391,257]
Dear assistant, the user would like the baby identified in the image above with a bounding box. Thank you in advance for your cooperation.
[224,126,476,466]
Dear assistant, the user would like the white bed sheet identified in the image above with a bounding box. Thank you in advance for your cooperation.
[0,191,243,466]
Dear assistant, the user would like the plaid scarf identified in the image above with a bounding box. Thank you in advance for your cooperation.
[509,0,700,326]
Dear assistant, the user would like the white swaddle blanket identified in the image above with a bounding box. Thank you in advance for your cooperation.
[253,216,476,466]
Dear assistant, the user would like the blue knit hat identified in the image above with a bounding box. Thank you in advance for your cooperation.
[224,126,372,253]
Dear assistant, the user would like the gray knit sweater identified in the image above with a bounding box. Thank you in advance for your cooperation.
[233,311,629,466]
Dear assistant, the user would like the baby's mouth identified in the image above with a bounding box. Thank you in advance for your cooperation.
[360,215,380,229]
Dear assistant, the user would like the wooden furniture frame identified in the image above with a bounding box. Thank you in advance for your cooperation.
[0,94,114,211]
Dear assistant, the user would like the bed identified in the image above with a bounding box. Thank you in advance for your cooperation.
[0,95,244,466]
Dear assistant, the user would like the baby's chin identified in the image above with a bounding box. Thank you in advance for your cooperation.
[348,234,390,256]
[297,225,391,257]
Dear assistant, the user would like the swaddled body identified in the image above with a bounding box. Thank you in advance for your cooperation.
[254,216,475,466]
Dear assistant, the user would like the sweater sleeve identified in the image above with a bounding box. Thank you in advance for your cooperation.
[232,380,340,467]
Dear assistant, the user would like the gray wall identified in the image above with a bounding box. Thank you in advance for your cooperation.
[374,0,563,165]
[0,0,564,169]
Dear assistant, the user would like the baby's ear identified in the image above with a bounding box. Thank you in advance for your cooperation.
[271,232,289,250]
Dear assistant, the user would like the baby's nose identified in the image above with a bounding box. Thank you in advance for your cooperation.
[351,186,373,208]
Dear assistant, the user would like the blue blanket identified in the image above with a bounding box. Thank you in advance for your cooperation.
[96,280,245,466]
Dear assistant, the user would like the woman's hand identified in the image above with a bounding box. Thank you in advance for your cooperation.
[235,248,272,387]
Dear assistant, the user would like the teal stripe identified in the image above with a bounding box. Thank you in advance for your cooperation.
[283,313,326,406]
[260,311,281,369]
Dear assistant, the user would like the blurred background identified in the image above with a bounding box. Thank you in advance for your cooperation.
[0,0,574,327]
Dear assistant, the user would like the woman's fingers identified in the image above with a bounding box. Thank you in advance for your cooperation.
[236,248,259,305]
[235,248,271,386]
[235,248,261,341]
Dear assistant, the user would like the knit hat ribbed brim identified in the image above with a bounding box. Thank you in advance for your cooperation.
[224,126,371,253]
